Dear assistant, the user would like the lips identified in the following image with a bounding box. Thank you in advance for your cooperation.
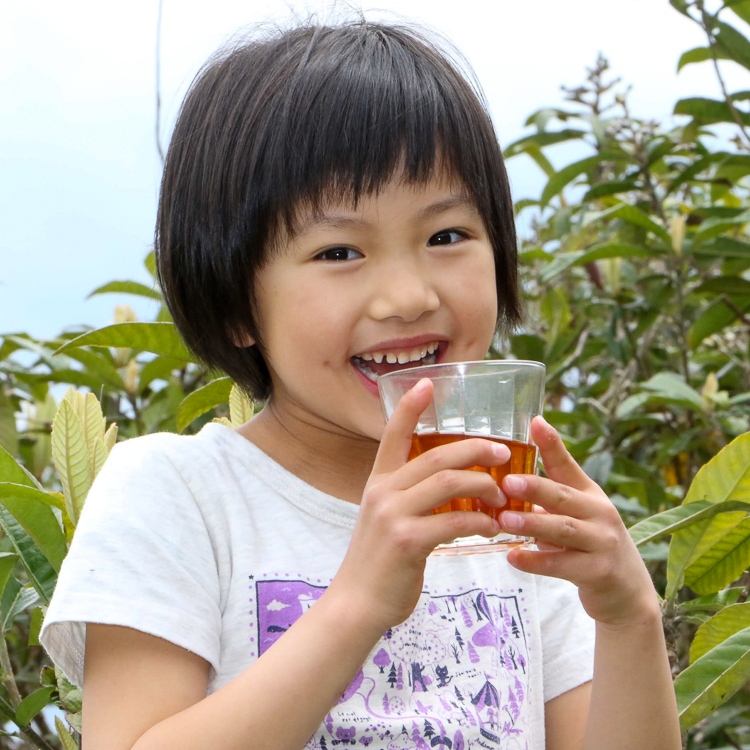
[351,341,448,382]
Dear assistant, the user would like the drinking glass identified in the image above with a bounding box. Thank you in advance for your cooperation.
[378,360,545,555]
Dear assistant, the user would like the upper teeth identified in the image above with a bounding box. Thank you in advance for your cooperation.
[357,341,439,364]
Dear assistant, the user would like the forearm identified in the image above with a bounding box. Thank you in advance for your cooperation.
[583,603,681,750]
[132,588,384,750]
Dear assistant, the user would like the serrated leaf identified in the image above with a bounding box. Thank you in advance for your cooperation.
[629,500,750,547]
[0,484,67,571]
[103,423,118,453]
[0,577,39,631]
[54,322,193,362]
[51,400,91,526]
[15,687,55,727]
[691,603,750,663]
[674,626,750,729]
[87,280,163,301]
[685,517,750,593]
[176,377,233,433]
[229,385,254,427]
[55,716,79,750]
[91,438,108,481]
[667,433,750,599]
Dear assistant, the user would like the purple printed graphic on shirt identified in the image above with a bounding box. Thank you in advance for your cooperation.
[255,580,529,750]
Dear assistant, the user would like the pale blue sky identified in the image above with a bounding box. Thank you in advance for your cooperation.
[2,0,745,341]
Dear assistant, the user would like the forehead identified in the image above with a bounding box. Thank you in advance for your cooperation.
[288,173,479,239]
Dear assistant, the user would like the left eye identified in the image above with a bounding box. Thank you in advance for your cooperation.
[427,230,467,246]
[315,247,363,262]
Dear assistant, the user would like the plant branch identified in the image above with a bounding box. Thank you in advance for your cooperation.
[0,635,22,708]
[0,694,56,750]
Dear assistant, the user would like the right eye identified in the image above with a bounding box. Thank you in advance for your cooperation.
[314,247,363,262]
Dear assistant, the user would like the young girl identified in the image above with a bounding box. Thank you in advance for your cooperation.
[40,17,681,750]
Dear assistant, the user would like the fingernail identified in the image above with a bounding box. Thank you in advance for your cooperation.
[538,415,556,438]
[413,378,431,395]
[496,486,507,507]
[505,475,525,494]
[501,511,523,531]
[492,443,510,460]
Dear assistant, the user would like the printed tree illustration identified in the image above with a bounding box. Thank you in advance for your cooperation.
[506,644,518,670]
[387,663,398,687]
[507,685,520,724]
[453,729,465,750]
[461,601,473,628]
[325,714,334,735]
[374,648,391,673]
[511,616,520,638]
[518,653,527,674]
[319,736,328,750]
[454,685,465,703]
[411,721,430,750]
[466,641,480,664]
[396,663,404,690]
[424,719,435,740]
[411,662,428,692]
[454,627,465,650]
[450,643,461,664]
[383,694,390,715]
[428,601,439,615]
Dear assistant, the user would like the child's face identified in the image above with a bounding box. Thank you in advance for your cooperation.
[252,172,499,442]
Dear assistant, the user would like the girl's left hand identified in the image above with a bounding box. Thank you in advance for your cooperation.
[499,416,659,628]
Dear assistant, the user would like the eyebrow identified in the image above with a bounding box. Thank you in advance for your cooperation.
[295,193,479,235]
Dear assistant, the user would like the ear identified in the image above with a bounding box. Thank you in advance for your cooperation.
[229,330,255,348]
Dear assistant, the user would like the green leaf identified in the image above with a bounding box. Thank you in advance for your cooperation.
[88,280,163,302]
[727,0,750,25]
[28,605,43,646]
[629,500,750,547]
[684,517,750,593]
[139,355,186,393]
[0,484,67,571]
[677,46,732,71]
[54,322,193,362]
[691,236,750,259]
[679,588,744,614]
[0,445,41,489]
[674,626,750,729]
[674,97,750,126]
[511,334,546,363]
[0,553,19,597]
[715,20,750,72]
[693,276,750,296]
[55,716,79,750]
[523,145,556,177]
[0,576,39,631]
[51,400,91,526]
[667,432,750,600]
[691,603,750,663]
[585,203,672,245]
[541,152,623,208]
[15,687,55,727]
[0,389,18,455]
[176,377,233,433]
[582,179,640,201]
[693,208,750,244]
[504,129,588,158]
[689,296,750,348]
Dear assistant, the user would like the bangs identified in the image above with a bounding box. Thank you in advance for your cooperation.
[224,23,501,247]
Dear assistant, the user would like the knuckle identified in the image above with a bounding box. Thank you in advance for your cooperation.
[556,483,574,506]
[390,520,417,554]
[558,517,578,543]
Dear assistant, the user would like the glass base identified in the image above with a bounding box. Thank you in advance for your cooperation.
[431,533,532,556]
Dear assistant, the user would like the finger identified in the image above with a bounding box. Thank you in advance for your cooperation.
[394,436,510,492]
[408,469,507,515]
[501,473,593,520]
[372,378,434,476]
[506,547,590,581]
[421,509,501,551]
[531,416,594,492]
[498,508,598,551]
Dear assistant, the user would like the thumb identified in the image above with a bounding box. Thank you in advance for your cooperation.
[372,378,433,476]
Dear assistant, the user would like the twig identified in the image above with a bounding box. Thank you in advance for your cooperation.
[0,695,56,750]
[721,295,750,329]
[155,0,165,164]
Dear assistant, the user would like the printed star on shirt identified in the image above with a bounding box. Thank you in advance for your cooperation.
[249,575,255,580]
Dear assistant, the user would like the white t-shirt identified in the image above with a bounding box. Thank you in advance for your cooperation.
[41,422,595,750]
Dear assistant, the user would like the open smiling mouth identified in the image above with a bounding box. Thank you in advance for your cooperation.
[350,341,448,383]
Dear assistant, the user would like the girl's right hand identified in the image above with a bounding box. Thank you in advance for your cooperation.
[329,378,510,632]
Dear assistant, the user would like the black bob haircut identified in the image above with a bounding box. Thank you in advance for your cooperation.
[156,17,522,403]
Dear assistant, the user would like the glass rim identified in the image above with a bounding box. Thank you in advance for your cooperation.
[377,359,546,383]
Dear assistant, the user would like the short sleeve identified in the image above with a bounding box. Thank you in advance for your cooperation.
[40,434,222,688]
[536,575,596,703]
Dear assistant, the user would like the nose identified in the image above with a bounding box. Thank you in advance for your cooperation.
[367,259,440,322]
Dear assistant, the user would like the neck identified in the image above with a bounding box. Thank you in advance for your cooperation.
[235,398,379,505]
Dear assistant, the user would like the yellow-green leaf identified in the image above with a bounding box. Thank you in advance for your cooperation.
[685,517,750,594]
[92,438,108,482]
[103,422,118,453]
[229,385,254,427]
[51,400,91,526]
[176,378,233,433]
[691,603,750,663]
[667,432,750,599]
[55,716,79,750]
[675,626,750,729]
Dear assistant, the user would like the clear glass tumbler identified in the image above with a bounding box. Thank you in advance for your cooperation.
[378,360,545,555]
